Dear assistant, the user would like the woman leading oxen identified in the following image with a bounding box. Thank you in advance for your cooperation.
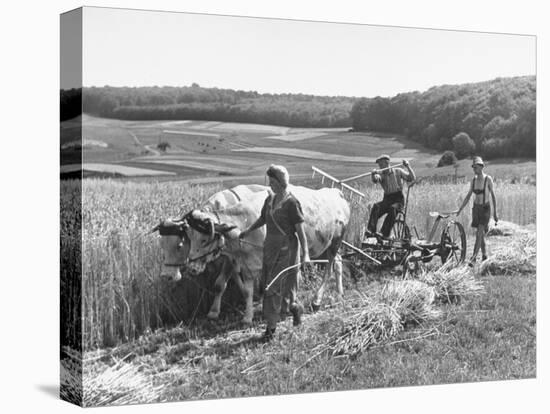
[239,165,309,341]
[154,166,349,339]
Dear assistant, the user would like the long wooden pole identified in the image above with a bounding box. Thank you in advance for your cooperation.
[341,240,382,265]
[340,163,403,183]
[311,166,365,198]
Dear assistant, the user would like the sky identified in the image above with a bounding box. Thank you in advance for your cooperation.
[76,6,536,98]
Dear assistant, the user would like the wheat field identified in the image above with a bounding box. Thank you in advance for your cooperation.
[60,178,535,349]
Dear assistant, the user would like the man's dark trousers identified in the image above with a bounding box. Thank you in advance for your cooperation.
[367,191,405,237]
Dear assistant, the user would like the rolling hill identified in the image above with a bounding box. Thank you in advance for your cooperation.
[61,115,535,186]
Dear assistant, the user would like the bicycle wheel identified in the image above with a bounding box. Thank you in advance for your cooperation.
[391,217,410,241]
[440,221,466,265]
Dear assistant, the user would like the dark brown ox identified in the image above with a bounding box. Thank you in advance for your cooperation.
[156,185,350,325]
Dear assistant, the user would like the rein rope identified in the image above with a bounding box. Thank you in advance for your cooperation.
[187,237,224,263]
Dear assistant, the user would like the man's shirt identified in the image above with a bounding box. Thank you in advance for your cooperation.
[375,167,413,195]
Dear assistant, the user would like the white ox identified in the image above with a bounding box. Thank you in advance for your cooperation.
[155,184,350,325]
[202,184,268,212]
[155,183,267,279]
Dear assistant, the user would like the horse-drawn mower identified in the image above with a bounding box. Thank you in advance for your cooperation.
[311,165,466,278]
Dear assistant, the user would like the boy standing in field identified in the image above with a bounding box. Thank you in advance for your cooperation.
[455,156,498,266]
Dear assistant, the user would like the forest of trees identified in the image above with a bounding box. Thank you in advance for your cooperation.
[350,76,535,158]
[79,85,354,128]
[60,76,535,159]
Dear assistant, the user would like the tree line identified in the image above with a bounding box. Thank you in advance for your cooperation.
[351,76,535,158]
[60,76,535,159]
[79,85,354,128]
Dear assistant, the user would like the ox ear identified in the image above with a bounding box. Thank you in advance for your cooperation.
[214,223,239,239]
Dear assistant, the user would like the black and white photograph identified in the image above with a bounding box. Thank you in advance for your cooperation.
[4,1,547,413]
[57,4,540,408]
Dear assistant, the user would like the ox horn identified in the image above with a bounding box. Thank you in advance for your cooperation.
[214,223,237,234]
[208,218,215,242]
[149,223,161,234]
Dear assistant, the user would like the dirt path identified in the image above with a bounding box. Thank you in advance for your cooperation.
[126,130,161,156]
[144,145,161,156]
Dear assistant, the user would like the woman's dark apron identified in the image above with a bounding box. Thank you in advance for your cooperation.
[261,194,300,328]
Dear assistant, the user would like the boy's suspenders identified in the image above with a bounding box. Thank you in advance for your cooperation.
[483,176,488,205]
[473,176,489,204]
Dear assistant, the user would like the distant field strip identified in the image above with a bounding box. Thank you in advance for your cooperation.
[140,156,261,167]
[158,120,191,127]
[61,139,108,149]
[227,141,250,149]
[163,129,220,137]
[192,121,224,129]
[121,120,193,129]
[265,132,327,142]
[288,127,349,134]
[138,159,247,173]
[208,122,290,135]
[61,163,175,176]
[233,147,376,163]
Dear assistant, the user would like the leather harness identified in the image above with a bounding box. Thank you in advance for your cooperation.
[159,212,225,267]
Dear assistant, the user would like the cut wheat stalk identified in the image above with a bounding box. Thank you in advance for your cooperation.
[420,264,485,303]
[479,233,536,276]
[321,265,486,360]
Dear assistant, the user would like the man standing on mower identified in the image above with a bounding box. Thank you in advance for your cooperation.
[366,155,416,238]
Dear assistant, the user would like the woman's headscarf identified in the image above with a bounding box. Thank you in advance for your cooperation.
[266,164,289,188]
